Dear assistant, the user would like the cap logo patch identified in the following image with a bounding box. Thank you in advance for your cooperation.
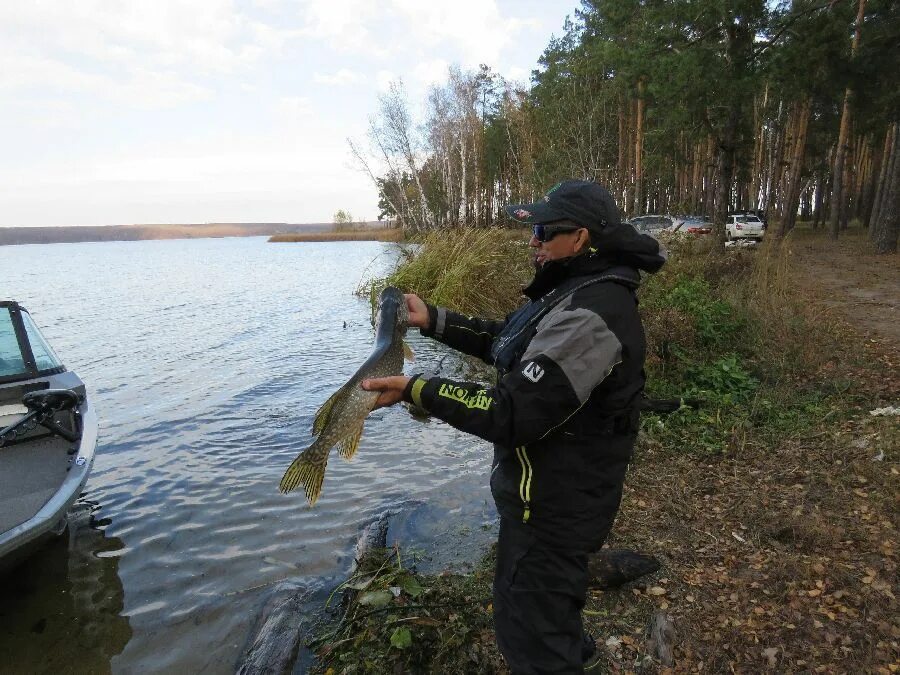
[544,181,563,201]
[522,361,544,383]
[514,209,531,218]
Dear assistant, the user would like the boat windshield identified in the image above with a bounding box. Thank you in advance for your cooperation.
[0,305,63,380]
[21,311,63,371]
[0,308,27,378]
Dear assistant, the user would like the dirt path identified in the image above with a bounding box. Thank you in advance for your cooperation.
[788,228,900,350]
[588,229,899,673]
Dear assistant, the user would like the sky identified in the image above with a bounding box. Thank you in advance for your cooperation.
[0,1,579,228]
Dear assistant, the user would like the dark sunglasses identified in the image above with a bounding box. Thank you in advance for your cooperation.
[532,223,581,242]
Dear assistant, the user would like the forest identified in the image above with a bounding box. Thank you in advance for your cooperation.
[351,0,899,252]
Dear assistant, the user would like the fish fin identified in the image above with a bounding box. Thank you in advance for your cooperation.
[403,340,415,362]
[338,423,364,461]
[312,388,343,436]
[279,448,328,506]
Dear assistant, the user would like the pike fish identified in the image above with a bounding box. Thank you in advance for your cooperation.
[279,286,412,505]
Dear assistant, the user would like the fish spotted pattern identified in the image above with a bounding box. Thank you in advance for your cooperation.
[279,286,410,505]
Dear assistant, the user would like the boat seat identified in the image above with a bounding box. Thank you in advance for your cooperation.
[0,403,28,429]
[0,436,72,533]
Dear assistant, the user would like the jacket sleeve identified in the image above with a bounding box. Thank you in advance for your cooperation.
[420,304,506,364]
[405,306,624,447]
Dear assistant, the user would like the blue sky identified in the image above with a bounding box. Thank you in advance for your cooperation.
[1,1,579,227]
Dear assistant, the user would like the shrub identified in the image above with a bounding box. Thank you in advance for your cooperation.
[365,227,533,318]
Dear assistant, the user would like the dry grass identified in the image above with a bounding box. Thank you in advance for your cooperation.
[268,228,403,243]
[375,227,533,319]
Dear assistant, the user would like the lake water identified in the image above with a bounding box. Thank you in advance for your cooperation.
[0,237,497,673]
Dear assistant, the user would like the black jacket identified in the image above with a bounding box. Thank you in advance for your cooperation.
[404,233,666,551]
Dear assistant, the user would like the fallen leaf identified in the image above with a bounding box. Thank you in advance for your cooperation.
[390,627,412,649]
[358,590,393,607]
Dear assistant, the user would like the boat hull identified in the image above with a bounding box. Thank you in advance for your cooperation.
[0,391,98,567]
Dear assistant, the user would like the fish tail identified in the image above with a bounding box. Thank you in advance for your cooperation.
[279,449,328,506]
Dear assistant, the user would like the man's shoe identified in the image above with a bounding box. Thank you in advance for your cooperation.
[581,631,602,670]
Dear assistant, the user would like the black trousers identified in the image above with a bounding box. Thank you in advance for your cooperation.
[493,517,590,674]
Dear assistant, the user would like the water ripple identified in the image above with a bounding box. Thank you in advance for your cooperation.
[0,237,495,673]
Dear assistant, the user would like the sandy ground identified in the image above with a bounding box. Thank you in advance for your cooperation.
[789,229,900,350]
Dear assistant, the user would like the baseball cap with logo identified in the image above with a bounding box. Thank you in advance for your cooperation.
[505,179,667,273]
[505,180,622,238]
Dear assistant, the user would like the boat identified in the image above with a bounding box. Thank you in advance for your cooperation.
[0,301,98,568]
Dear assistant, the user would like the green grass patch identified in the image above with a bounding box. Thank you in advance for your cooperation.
[309,546,501,674]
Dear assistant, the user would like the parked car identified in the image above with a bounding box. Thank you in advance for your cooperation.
[679,216,713,236]
[724,214,765,243]
[628,214,713,238]
[627,215,685,235]
[727,209,768,230]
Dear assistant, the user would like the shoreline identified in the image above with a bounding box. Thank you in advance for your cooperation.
[268,229,403,243]
[0,221,392,246]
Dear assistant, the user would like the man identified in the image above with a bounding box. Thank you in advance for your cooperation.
[362,180,666,673]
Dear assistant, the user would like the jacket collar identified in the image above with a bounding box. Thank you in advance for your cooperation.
[522,253,641,300]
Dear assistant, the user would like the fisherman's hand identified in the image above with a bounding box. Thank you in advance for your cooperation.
[362,376,410,409]
[404,294,430,329]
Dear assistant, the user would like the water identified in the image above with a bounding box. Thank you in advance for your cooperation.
[0,237,497,673]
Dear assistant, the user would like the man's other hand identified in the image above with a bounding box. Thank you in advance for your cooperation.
[362,376,411,409]
[404,294,430,329]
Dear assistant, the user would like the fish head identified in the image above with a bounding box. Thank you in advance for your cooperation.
[376,286,408,335]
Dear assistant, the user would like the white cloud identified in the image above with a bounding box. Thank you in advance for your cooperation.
[313,69,362,85]
[0,2,271,73]
[300,0,377,41]
[391,0,514,66]
[375,70,397,92]
[0,1,292,115]
[411,60,449,88]
[504,66,531,85]
[274,96,314,120]
[0,49,212,109]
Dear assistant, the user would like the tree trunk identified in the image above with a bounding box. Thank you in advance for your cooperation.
[764,100,784,218]
[828,0,866,239]
[777,98,811,236]
[860,136,881,229]
[871,128,900,253]
[812,174,825,229]
[714,117,739,248]
[750,84,769,209]
[617,97,627,206]
[691,141,704,213]
[704,135,717,219]
[869,124,895,235]
[634,78,646,216]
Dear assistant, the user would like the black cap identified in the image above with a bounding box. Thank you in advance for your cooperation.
[505,180,622,238]
[506,179,667,273]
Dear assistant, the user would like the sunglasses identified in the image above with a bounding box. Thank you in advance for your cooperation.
[532,223,581,242]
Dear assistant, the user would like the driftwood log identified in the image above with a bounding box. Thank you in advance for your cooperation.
[587,548,661,589]
[236,582,310,675]
[236,505,411,674]
[646,611,676,666]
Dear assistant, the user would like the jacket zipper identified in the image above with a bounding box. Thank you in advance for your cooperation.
[515,446,533,523]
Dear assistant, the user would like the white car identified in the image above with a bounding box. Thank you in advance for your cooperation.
[725,214,764,243]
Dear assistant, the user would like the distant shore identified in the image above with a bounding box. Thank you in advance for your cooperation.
[0,221,391,246]
[268,228,403,243]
